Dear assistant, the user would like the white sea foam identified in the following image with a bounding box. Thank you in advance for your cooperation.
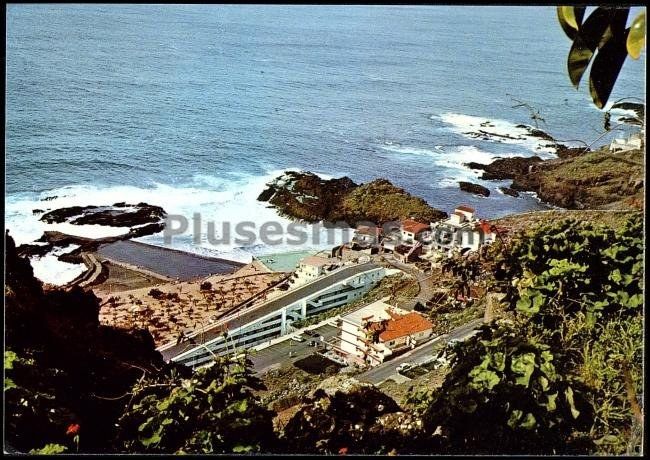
[29,244,85,286]
[5,169,352,274]
[379,143,508,186]
[433,113,558,157]
[609,107,642,124]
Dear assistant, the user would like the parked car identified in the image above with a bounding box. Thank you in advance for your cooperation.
[304,330,318,337]
[291,335,305,342]
[396,362,413,374]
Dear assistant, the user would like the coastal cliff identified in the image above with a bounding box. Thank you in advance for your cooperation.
[258,171,447,224]
[467,147,644,210]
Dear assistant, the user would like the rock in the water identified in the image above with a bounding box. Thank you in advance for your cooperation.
[40,203,165,227]
[258,171,447,224]
[459,181,490,197]
[498,186,520,197]
[465,156,543,181]
[19,203,167,261]
[256,186,276,202]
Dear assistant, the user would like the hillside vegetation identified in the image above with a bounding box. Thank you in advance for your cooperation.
[4,210,643,455]
[512,148,644,210]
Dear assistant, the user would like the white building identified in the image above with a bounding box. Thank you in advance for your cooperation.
[430,205,494,254]
[335,298,434,367]
[610,132,644,153]
[296,255,338,280]
[400,219,431,244]
[165,263,386,367]
[351,225,383,248]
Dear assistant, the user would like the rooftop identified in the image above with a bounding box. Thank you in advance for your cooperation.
[300,255,337,267]
[355,225,382,236]
[401,219,430,234]
[456,205,475,213]
[342,298,407,326]
[474,220,493,233]
[378,311,434,342]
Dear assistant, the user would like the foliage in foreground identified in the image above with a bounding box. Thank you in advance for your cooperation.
[412,216,643,455]
[4,216,644,455]
[116,355,275,454]
[558,6,646,108]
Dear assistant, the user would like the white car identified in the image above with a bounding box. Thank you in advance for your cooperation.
[291,335,305,342]
[396,362,413,372]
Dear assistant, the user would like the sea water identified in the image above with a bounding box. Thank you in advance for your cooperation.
[6,5,645,283]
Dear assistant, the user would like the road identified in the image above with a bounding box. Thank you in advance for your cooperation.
[358,318,484,384]
[381,254,438,310]
[250,324,340,374]
[161,262,379,361]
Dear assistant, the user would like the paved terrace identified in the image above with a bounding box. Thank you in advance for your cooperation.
[159,262,380,361]
[97,240,244,281]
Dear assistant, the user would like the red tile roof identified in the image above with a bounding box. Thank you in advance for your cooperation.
[401,219,430,235]
[456,205,475,213]
[475,220,492,233]
[378,312,434,342]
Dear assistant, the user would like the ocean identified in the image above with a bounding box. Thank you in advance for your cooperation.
[5,5,645,283]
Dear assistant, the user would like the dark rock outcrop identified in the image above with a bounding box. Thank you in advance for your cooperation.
[511,148,644,210]
[258,171,357,222]
[40,202,165,227]
[498,186,520,197]
[258,171,447,225]
[611,101,644,119]
[555,144,589,159]
[459,181,490,197]
[465,156,543,181]
[18,203,166,263]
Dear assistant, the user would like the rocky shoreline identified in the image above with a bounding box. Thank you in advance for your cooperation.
[18,202,167,264]
[465,147,644,210]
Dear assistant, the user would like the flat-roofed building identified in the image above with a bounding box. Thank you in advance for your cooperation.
[430,205,494,254]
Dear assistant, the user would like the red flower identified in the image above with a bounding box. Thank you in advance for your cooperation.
[338,447,348,455]
[66,423,80,436]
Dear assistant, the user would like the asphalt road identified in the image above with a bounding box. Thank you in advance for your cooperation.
[358,318,484,384]
[250,324,340,374]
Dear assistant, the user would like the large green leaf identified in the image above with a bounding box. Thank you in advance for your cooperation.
[567,8,618,88]
[627,11,646,59]
[469,366,501,391]
[29,444,68,455]
[557,6,586,40]
[589,28,631,108]
[567,37,595,88]
[511,352,536,387]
